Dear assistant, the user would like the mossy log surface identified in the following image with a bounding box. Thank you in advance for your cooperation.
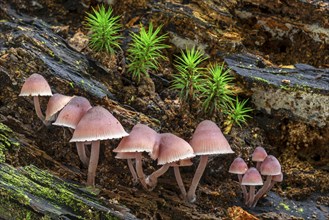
[0,163,137,220]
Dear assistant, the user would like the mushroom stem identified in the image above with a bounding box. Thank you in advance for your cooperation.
[252,175,272,207]
[238,174,248,203]
[187,155,208,203]
[76,142,90,167]
[135,153,148,189]
[127,158,139,184]
[87,140,100,186]
[256,162,262,171]
[146,163,170,189]
[33,96,45,121]
[174,166,187,198]
[247,186,256,207]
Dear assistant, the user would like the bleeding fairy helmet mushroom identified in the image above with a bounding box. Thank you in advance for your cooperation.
[252,155,281,207]
[113,123,160,189]
[115,152,140,184]
[187,120,234,203]
[19,73,52,122]
[52,96,92,167]
[229,157,248,202]
[45,93,73,124]
[53,96,92,129]
[241,167,263,207]
[252,146,268,171]
[70,106,128,186]
[145,133,195,191]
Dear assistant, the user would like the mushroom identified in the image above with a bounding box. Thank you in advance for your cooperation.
[252,172,283,207]
[70,106,128,186]
[169,158,193,198]
[251,146,268,171]
[115,152,139,184]
[252,155,281,207]
[52,96,92,167]
[187,120,234,203]
[113,124,160,189]
[241,167,263,207]
[145,133,195,191]
[229,157,249,203]
[45,93,73,124]
[19,73,52,122]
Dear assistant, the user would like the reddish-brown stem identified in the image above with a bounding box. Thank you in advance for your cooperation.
[135,153,148,189]
[238,174,248,203]
[174,166,187,198]
[252,175,272,207]
[127,158,139,184]
[187,155,209,203]
[146,164,170,189]
[87,140,100,186]
[76,142,89,167]
[33,96,45,121]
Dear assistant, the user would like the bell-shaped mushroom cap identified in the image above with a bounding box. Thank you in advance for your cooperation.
[260,155,281,176]
[190,120,234,155]
[19,73,52,96]
[229,157,248,174]
[252,146,268,162]
[115,152,139,159]
[157,133,195,165]
[113,124,160,159]
[169,158,193,167]
[53,96,92,129]
[45,94,74,121]
[70,106,128,142]
[241,167,263,186]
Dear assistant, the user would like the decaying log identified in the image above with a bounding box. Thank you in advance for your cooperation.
[224,53,329,128]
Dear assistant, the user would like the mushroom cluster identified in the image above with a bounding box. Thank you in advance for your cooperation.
[20,74,234,202]
[229,147,283,207]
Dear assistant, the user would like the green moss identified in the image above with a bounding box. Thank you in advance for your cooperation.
[0,123,20,163]
[0,164,119,219]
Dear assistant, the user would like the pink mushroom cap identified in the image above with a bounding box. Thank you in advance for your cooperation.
[70,106,128,142]
[190,120,234,155]
[260,155,281,176]
[157,133,195,165]
[252,146,268,162]
[45,94,74,121]
[229,157,248,174]
[113,124,160,159]
[19,73,52,96]
[241,167,263,186]
[115,152,139,159]
[52,96,92,129]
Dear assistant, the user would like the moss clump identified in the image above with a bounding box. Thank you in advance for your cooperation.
[0,164,119,219]
[0,123,20,163]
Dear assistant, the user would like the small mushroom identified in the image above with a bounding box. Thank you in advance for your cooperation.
[241,167,263,207]
[19,73,52,122]
[145,133,195,191]
[229,157,248,203]
[113,124,160,189]
[70,106,128,186]
[115,152,139,185]
[252,155,281,207]
[45,93,73,124]
[187,120,234,203]
[52,96,92,167]
[251,146,268,171]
